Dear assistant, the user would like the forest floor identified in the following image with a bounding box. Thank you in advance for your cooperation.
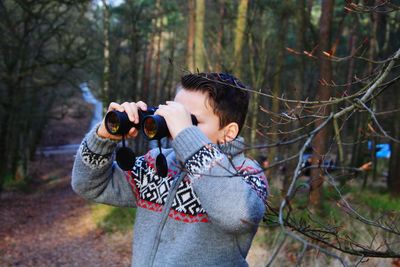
[0,88,269,266]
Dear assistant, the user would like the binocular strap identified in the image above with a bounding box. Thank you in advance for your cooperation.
[115,135,136,171]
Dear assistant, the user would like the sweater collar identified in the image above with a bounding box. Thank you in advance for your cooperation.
[219,136,245,156]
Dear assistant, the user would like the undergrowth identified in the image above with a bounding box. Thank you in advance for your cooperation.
[258,180,400,265]
[2,174,32,193]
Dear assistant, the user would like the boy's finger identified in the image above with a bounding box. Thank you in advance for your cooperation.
[136,101,147,111]
[121,102,136,122]
[129,102,139,123]
[156,104,166,110]
[108,102,124,112]
[154,105,167,116]
[129,102,143,123]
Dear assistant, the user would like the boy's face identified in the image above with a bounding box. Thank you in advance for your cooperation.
[174,89,225,144]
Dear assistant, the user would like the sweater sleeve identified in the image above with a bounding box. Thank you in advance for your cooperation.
[171,126,268,233]
[71,125,137,207]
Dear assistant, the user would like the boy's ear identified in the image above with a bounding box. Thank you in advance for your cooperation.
[220,122,239,143]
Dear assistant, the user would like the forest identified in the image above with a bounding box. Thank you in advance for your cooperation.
[1,0,400,266]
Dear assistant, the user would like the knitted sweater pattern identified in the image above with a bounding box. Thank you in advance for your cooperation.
[72,125,268,267]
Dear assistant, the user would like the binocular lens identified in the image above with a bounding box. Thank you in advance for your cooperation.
[143,117,158,139]
[105,112,120,135]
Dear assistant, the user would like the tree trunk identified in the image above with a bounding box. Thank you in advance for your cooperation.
[141,39,154,103]
[281,0,307,194]
[388,141,400,196]
[153,0,162,103]
[295,0,306,99]
[366,1,380,184]
[102,0,111,107]
[247,6,269,157]
[388,98,400,196]
[162,34,176,101]
[130,36,140,101]
[269,0,289,165]
[0,117,7,189]
[350,113,366,168]
[348,10,363,170]
[309,0,335,207]
[187,0,195,72]
[194,0,205,71]
[233,0,248,77]
[215,0,225,72]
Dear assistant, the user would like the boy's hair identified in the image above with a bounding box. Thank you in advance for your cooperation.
[181,72,250,133]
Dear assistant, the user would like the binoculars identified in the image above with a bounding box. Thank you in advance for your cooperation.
[104,106,198,140]
[103,106,197,175]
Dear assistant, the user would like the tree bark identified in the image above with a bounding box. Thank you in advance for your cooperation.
[127,1,141,100]
[388,103,400,196]
[194,0,205,71]
[162,34,176,101]
[269,0,289,165]
[187,0,195,72]
[281,0,307,194]
[310,0,335,207]
[246,5,269,156]
[215,0,225,72]
[233,0,249,77]
[153,0,162,103]
[388,72,400,195]
[102,0,111,106]
[295,0,306,99]
[141,39,154,103]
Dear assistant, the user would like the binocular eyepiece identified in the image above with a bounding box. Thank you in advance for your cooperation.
[105,107,198,140]
[104,106,195,174]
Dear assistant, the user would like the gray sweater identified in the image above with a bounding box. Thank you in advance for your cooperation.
[72,125,268,267]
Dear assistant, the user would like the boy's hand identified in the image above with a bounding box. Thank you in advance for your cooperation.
[155,101,193,139]
[97,101,148,140]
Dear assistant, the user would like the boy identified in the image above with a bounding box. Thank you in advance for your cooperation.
[72,73,268,267]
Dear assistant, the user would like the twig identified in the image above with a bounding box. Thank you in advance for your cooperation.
[334,47,400,119]
[356,99,400,143]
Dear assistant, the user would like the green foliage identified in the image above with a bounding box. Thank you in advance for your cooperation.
[0,0,95,184]
[320,197,342,223]
[323,184,357,201]
[2,174,32,193]
[355,190,400,213]
[91,204,136,233]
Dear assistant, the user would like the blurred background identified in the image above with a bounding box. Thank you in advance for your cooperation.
[1,0,400,266]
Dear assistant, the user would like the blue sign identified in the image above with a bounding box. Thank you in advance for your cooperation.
[368,142,391,159]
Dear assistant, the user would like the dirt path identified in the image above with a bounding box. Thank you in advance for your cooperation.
[0,155,133,267]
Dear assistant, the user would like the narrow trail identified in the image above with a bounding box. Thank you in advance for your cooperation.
[36,83,103,157]
[0,156,132,267]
